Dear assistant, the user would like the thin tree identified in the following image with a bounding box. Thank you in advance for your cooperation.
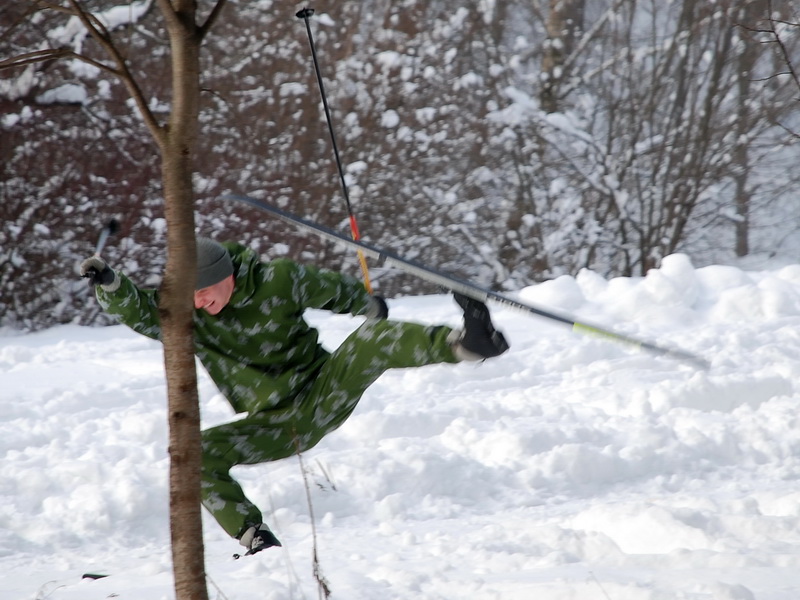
[753,0,800,125]
[1,1,230,598]
[540,0,585,113]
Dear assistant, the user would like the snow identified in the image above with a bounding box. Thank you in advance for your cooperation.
[47,0,153,57]
[4,254,800,599]
[35,84,88,106]
[381,110,400,128]
[0,65,36,102]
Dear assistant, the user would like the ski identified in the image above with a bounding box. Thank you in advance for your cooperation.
[226,193,708,369]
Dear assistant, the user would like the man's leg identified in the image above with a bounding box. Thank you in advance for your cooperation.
[201,319,458,538]
[200,403,309,539]
[304,297,509,434]
[301,319,459,437]
[200,314,502,542]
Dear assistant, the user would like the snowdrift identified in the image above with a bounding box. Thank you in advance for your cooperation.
[2,254,800,599]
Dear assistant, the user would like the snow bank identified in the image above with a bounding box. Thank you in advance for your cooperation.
[2,255,800,599]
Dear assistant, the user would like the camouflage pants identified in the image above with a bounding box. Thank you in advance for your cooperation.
[200,319,458,538]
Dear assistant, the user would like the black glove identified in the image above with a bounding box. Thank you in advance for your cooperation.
[80,256,117,288]
[364,295,389,320]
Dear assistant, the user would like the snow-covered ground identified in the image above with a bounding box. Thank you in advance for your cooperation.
[3,253,800,599]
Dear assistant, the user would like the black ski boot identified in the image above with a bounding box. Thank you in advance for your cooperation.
[452,293,510,359]
[238,523,282,556]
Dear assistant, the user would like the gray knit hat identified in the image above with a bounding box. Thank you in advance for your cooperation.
[196,237,233,290]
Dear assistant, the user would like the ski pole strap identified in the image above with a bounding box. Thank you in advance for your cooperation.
[349,216,373,294]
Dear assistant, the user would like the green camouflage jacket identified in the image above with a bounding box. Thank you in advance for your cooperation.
[96,242,372,414]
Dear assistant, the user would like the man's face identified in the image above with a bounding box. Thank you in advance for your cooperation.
[193,274,235,315]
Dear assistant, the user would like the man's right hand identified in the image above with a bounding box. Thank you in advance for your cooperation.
[80,256,117,288]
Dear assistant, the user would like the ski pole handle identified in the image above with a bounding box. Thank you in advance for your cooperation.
[94,218,120,256]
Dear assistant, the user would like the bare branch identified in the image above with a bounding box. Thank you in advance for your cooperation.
[765,10,800,94]
[562,0,627,75]
[0,48,68,71]
[198,0,229,41]
[64,0,166,149]
[775,119,800,140]
[32,0,75,15]
[0,46,124,79]
[6,1,166,145]
[155,0,228,41]
[736,1,800,94]
[294,435,332,600]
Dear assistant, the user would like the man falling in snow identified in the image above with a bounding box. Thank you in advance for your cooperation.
[81,237,508,555]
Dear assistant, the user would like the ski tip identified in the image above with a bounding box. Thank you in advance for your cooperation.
[82,573,110,580]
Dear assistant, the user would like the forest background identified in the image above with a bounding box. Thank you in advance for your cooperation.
[1,0,798,331]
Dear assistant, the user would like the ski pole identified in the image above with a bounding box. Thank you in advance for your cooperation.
[295,7,373,294]
[81,218,120,285]
[94,218,120,256]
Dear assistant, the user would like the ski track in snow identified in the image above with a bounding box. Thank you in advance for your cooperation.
[3,254,800,599]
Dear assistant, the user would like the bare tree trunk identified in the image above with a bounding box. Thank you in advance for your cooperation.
[156,2,210,598]
[160,176,206,600]
[540,0,585,113]
[160,157,206,599]
[733,0,763,257]
[733,72,752,257]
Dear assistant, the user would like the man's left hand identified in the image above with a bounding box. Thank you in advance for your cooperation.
[364,295,389,320]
